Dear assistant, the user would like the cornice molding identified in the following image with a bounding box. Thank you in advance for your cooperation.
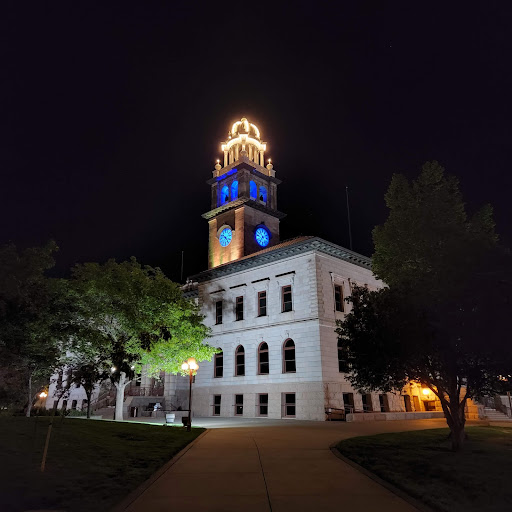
[189,237,372,283]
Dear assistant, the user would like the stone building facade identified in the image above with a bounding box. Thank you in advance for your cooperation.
[182,117,453,421]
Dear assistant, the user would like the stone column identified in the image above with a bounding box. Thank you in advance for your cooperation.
[224,150,228,167]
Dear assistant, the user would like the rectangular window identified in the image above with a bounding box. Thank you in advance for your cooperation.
[258,291,267,317]
[283,393,296,417]
[235,394,243,416]
[62,400,68,410]
[235,296,244,321]
[282,285,292,312]
[334,284,344,312]
[214,351,223,378]
[343,392,354,413]
[213,395,221,416]
[215,300,223,324]
[258,394,268,416]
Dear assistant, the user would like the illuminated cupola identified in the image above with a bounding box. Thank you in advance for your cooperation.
[203,117,285,269]
[221,117,267,167]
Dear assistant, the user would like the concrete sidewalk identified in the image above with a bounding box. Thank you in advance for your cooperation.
[119,418,466,512]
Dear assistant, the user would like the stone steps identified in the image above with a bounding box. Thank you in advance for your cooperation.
[483,408,512,421]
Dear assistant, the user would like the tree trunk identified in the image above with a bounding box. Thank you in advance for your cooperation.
[85,389,92,419]
[114,372,128,421]
[439,393,467,451]
[26,372,32,417]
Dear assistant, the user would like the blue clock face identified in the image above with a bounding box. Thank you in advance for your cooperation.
[255,227,270,247]
[219,228,232,247]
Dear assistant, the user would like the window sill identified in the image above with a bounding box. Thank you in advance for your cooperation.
[283,371,296,374]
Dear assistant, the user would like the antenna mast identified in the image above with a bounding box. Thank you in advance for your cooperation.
[345,186,353,251]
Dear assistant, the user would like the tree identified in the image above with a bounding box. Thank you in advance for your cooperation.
[336,161,512,451]
[70,258,214,421]
[66,360,107,418]
[0,242,71,416]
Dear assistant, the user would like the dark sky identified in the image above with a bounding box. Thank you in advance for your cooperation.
[2,2,511,282]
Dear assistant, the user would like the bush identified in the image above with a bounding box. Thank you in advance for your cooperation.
[67,409,87,417]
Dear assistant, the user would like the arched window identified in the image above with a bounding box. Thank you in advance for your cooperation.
[231,180,238,200]
[259,185,267,204]
[221,185,229,205]
[258,342,269,375]
[250,180,257,200]
[338,340,349,372]
[214,349,223,378]
[235,345,245,376]
[283,339,296,373]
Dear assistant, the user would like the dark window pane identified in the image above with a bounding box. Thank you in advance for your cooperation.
[259,394,268,404]
[236,346,245,376]
[334,285,344,312]
[285,360,296,372]
[260,362,269,374]
[285,394,295,404]
[286,405,296,416]
[235,394,243,415]
[258,292,267,316]
[235,296,244,321]
[214,352,223,378]
[260,405,268,415]
[282,286,292,312]
[216,301,223,324]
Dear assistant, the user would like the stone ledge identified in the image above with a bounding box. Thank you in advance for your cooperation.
[346,411,445,422]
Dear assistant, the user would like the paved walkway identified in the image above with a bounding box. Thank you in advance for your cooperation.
[120,418,480,512]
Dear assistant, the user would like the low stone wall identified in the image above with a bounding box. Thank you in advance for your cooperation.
[346,411,445,422]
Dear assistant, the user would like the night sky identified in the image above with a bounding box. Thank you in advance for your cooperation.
[2,2,511,282]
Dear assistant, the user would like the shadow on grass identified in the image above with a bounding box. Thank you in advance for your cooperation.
[337,426,512,512]
[0,416,204,512]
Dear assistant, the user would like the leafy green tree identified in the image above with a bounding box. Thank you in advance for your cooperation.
[336,162,511,451]
[0,242,71,416]
[70,258,214,421]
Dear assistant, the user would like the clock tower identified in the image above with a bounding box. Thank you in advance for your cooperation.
[203,117,286,269]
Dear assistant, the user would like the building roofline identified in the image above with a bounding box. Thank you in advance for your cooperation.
[188,236,372,283]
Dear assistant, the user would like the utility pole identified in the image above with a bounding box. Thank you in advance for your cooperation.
[346,186,353,251]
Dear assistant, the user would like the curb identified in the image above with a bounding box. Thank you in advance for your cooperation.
[111,429,210,512]
[329,444,435,512]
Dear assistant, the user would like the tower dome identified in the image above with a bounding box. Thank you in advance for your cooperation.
[230,117,261,141]
[220,117,267,169]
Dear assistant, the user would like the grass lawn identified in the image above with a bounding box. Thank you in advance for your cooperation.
[337,426,512,512]
[0,416,204,512]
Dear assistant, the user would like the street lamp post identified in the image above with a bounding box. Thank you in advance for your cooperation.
[181,358,199,432]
